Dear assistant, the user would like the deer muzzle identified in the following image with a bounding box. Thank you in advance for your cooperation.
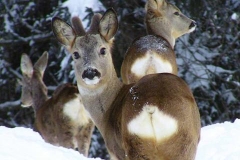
[82,68,101,85]
[189,21,197,30]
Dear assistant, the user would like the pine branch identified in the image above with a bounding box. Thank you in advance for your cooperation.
[0,32,53,46]
[0,100,21,110]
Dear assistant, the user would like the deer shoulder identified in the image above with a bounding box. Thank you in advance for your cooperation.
[52,8,201,160]
[20,52,94,156]
[121,0,197,84]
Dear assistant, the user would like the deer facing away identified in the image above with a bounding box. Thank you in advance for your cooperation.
[20,51,94,156]
[52,8,201,160]
[121,0,197,84]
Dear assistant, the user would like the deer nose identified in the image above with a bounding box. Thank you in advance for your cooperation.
[189,21,197,29]
[82,68,101,80]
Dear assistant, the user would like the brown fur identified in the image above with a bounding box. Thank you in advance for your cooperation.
[121,35,178,84]
[20,52,94,157]
[121,0,196,84]
[52,8,201,160]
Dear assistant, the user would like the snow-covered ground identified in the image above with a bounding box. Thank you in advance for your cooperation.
[0,126,101,160]
[1,119,240,160]
[1,1,238,160]
[196,119,240,160]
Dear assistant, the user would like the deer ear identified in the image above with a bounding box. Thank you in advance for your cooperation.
[52,17,76,47]
[21,53,33,78]
[147,0,166,10]
[34,51,48,77]
[99,8,118,41]
[155,0,166,6]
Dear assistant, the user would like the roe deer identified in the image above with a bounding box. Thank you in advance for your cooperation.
[121,0,196,84]
[20,51,94,156]
[52,8,201,160]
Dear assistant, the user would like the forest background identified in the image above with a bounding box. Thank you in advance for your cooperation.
[0,0,239,159]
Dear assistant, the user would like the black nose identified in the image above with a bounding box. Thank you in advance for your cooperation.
[82,68,101,80]
[189,21,197,29]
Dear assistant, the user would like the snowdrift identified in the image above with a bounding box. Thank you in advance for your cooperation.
[1,119,240,160]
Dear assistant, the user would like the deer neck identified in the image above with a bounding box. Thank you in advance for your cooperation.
[146,20,175,48]
[31,75,48,113]
[77,70,123,130]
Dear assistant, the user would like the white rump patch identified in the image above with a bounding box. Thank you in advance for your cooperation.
[127,105,178,142]
[130,52,173,78]
[63,94,90,126]
[83,77,100,85]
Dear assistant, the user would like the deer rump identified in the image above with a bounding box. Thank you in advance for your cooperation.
[105,73,200,160]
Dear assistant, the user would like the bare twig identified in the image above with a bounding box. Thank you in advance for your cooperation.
[8,68,22,79]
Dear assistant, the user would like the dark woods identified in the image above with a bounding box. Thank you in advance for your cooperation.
[0,0,239,158]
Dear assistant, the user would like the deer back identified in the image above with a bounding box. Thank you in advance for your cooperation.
[121,35,178,84]
[121,73,200,160]
[35,83,94,156]
[20,52,94,157]
[102,73,201,160]
[52,8,201,160]
[121,0,196,84]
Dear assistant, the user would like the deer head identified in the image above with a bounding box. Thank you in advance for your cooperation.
[52,9,118,93]
[21,51,48,110]
[121,0,197,84]
[146,0,196,47]
[52,8,201,160]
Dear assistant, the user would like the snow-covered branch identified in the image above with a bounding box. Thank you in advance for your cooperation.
[0,100,21,110]
[0,32,53,46]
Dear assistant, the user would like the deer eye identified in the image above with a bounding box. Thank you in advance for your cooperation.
[73,51,80,59]
[100,48,106,56]
[174,12,180,16]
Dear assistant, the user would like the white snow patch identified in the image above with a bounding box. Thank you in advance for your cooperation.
[196,119,240,160]
[0,126,101,160]
[231,13,239,20]
[63,0,105,28]
[4,14,12,32]
[175,34,233,90]
[1,120,240,159]
[61,54,72,71]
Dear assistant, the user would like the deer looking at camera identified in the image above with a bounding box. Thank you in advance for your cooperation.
[20,51,94,157]
[52,8,201,160]
[121,0,197,84]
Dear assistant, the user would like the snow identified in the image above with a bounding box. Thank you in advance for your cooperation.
[134,35,169,53]
[176,34,234,90]
[0,126,101,160]
[4,14,12,32]
[63,0,105,28]
[1,119,240,160]
[196,119,240,160]
[231,13,239,20]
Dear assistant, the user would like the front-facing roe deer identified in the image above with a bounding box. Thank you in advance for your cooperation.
[52,8,201,160]
[121,0,197,84]
[20,51,94,156]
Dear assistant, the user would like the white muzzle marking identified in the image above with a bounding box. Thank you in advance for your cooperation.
[83,77,100,85]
